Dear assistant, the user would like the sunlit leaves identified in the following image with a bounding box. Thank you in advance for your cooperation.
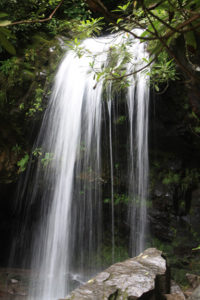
[113,1,132,13]
[0,20,11,26]
[67,37,86,58]
[192,245,200,251]
[116,18,123,24]
[77,17,104,38]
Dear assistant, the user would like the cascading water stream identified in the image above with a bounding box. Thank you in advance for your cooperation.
[28,40,105,300]
[10,32,149,300]
[127,41,149,255]
[107,82,115,263]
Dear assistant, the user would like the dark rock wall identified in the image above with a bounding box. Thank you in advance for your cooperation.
[148,82,200,283]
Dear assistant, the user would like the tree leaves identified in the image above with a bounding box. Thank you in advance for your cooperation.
[184,31,197,50]
[17,153,29,173]
[0,20,11,26]
[0,29,16,54]
[0,12,16,54]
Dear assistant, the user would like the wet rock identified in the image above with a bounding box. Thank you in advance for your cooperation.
[171,280,185,295]
[165,280,185,300]
[149,210,173,242]
[164,295,185,300]
[10,278,19,284]
[184,291,193,298]
[64,248,169,300]
[0,268,30,299]
[164,280,186,300]
[190,187,200,237]
[188,285,200,300]
[186,273,200,289]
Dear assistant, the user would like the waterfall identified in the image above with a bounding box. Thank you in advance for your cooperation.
[107,82,115,263]
[127,42,149,255]
[10,32,149,300]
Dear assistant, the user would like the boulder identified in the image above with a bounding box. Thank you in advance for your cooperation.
[164,280,185,300]
[164,295,185,300]
[186,273,200,289]
[188,285,200,300]
[64,248,170,300]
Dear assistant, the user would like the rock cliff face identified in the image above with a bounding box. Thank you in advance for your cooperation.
[64,248,170,300]
[148,82,200,282]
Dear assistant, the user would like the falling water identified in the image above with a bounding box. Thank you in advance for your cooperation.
[127,41,149,255]
[28,38,106,300]
[107,82,115,263]
[10,32,149,300]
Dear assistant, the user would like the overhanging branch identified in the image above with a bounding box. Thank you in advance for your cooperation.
[4,0,64,27]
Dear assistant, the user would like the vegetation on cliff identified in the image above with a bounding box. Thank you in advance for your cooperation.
[0,0,90,181]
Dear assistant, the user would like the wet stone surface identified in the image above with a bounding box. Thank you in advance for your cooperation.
[0,268,30,300]
[64,248,169,300]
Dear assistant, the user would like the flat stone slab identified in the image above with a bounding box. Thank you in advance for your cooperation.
[64,248,167,300]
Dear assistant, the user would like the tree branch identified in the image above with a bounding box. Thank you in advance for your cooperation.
[146,6,181,34]
[143,2,200,83]
[5,0,64,27]
[164,12,200,39]
[110,55,159,81]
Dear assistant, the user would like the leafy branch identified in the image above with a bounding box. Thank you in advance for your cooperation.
[85,0,200,85]
[0,0,64,27]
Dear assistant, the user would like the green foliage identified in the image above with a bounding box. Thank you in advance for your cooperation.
[144,51,178,92]
[0,57,19,76]
[16,148,54,174]
[162,171,180,185]
[88,38,134,89]
[104,193,129,205]
[0,0,91,182]
[76,17,104,38]
[181,169,200,191]
[149,233,200,287]
[68,17,104,58]
[0,28,16,55]
[186,110,200,137]
[84,0,200,90]
[100,244,129,267]
[26,87,44,117]
[68,37,87,58]
[0,0,91,57]
[184,31,197,50]
[115,115,127,124]
[32,148,54,166]
[41,152,54,166]
[32,147,42,157]
[12,144,22,154]
[17,153,29,173]
[25,48,36,62]
[0,11,16,54]
[0,0,199,91]
[192,245,200,251]
[114,2,132,13]
[151,155,200,193]
[2,0,198,93]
